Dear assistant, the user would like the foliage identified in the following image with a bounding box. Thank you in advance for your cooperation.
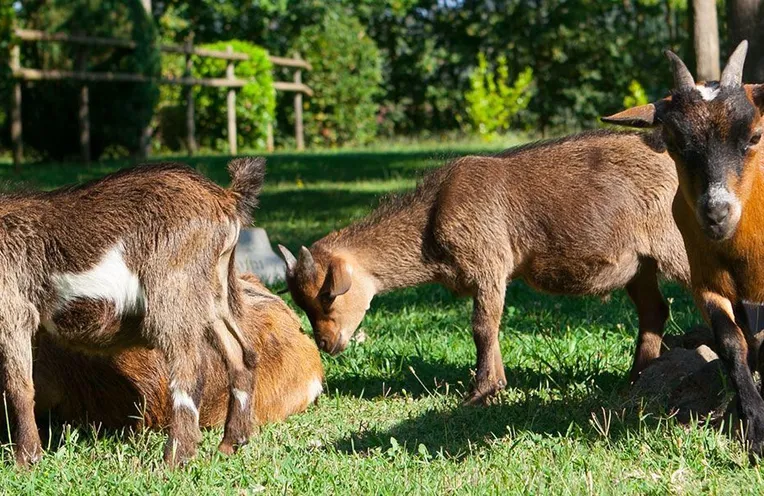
[293,9,383,147]
[623,80,650,109]
[7,0,159,160]
[190,41,275,152]
[0,3,15,147]
[465,54,534,140]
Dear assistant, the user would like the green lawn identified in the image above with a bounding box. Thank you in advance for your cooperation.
[0,144,760,494]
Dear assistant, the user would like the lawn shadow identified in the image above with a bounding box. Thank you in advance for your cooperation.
[331,365,633,460]
[327,355,625,402]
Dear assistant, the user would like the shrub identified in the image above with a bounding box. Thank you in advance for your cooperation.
[465,54,534,141]
[623,80,649,109]
[190,40,275,152]
[293,10,383,147]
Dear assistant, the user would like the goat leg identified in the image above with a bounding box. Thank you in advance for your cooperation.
[464,284,507,405]
[626,261,669,382]
[702,291,764,459]
[0,301,42,466]
[162,342,203,468]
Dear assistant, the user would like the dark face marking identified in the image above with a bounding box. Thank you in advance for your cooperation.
[661,86,759,240]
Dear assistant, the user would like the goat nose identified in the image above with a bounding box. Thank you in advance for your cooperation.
[706,202,730,225]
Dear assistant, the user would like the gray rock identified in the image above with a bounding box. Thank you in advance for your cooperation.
[235,228,286,284]
[631,344,732,423]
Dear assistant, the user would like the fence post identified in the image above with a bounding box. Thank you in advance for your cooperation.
[226,45,237,155]
[184,36,197,155]
[266,122,274,152]
[294,53,304,151]
[10,44,22,170]
[75,43,90,164]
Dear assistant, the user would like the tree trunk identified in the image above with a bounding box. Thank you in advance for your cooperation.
[692,0,720,81]
[727,0,764,82]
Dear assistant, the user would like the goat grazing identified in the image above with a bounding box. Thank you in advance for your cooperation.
[278,131,690,405]
[30,273,323,430]
[0,158,264,466]
[603,41,764,456]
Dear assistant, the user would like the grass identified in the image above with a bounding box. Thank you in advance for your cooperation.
[0,142,762,494]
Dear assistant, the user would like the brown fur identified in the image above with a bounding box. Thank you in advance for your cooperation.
[280,130,690,404]
[0,158,265,466]
[603,45,764,457]
[29,273,323,430]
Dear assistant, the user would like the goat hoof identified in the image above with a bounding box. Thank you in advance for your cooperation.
[463,382,504,406]
[15,445,43,468]
[163,439,197,468]
[218,436,249,456]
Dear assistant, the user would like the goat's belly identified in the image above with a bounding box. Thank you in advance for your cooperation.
[522,252,639,295]
[42,242,148,352]
[43,298,146,352]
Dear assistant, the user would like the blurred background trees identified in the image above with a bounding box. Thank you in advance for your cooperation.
[2,0,759,158]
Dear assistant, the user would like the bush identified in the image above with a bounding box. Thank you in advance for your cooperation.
[189,40,275,152]
[293,10,383,147]
[465,54,534,140]
[10,0,159,160]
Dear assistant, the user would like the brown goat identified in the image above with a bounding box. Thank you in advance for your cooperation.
[603,42,764,456]
[0,158,264,466]
[278,131,690,405]
[29,273,323,430]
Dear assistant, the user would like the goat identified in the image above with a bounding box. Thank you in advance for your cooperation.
[278,131,690,405]
[29,273,323,430]
[0,158,264,466]
[602,41,764,456]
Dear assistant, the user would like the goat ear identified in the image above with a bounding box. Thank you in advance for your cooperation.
[278,244,297,276]
[320,259,353,299]
[601,102,662,128]
[745,84,764,113]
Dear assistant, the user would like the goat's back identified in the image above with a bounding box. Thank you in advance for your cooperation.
[428,130,689,292]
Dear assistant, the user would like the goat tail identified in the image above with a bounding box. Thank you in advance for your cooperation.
[227,157,266,225]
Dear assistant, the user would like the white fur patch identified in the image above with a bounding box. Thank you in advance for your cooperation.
[306,378,323,404]
[696,84,720,101]
[50,242,145,315]
[233,388,249,411]
[172,389,199,422]
[706,183,741,209]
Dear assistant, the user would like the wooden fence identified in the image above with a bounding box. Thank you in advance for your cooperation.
[9,28,313,167]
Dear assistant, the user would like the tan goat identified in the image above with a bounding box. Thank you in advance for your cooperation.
[279,131,690,404]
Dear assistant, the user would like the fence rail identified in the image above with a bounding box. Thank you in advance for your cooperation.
[9,28,313,167]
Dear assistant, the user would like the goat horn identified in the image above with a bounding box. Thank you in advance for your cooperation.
[720,40,749,87]
[664,50,695,91]
[297,246,317,280]
[277,244,297,275]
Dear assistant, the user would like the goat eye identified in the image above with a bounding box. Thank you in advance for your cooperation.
[750,132,762,147]
[319,292,335,310]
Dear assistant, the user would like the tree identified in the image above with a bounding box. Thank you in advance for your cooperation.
[693,0,720,81]
[727,0,764,81]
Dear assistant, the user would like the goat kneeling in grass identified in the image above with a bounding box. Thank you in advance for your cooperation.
[279,131,690,405]
[30,273,324,431]
[0,158,264,466]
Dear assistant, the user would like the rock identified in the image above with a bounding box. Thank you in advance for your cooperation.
[631,345,732,423]
[661,325,715,354]
[235,228,286,284]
